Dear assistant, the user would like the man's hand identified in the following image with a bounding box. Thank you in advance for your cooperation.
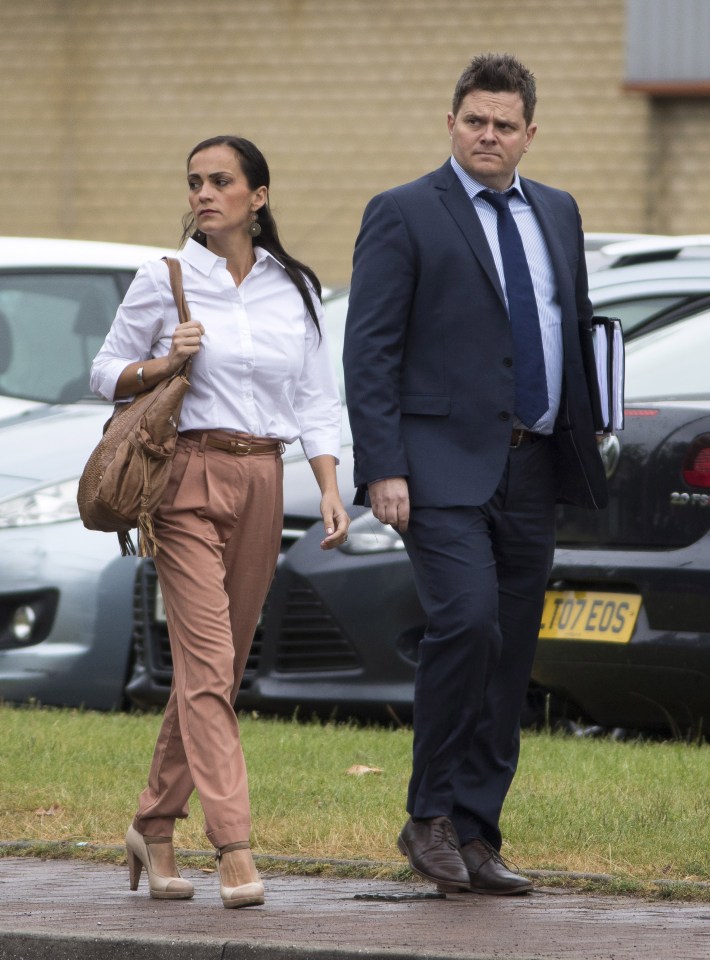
[368,476,410,532]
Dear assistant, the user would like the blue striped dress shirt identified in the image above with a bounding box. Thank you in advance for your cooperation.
[450,155,563,435]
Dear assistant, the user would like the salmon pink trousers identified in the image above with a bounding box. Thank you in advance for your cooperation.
[133,431,283,849]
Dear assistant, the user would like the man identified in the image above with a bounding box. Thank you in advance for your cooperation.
[343,53,607,895]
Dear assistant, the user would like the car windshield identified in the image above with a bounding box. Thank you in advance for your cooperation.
[0,272,122,404]
[625,307,710,400]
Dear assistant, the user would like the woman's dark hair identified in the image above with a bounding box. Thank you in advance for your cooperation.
[181,135,322,336]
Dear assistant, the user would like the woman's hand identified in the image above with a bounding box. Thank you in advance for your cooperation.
[308,454,350,550]
[114,319,206,398]
[166,320,205,375]
[319,492,351,550]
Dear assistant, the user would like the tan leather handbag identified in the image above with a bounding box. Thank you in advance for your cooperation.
[77,257,192,557]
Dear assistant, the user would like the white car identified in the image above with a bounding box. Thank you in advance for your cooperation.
[588,234,710,335]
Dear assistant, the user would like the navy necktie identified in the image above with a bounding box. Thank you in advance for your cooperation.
[480,189,548,429]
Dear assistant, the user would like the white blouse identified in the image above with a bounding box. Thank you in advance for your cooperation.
[90,239,341,462]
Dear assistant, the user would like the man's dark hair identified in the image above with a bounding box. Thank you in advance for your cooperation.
[452,53,537,125]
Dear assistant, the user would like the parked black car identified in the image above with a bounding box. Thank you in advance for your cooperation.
[230,301,710,735]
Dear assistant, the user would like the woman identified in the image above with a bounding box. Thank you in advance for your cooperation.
[91,136,349,908]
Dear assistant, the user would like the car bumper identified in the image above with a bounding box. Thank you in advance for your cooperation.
[237,524,423,720]
[245,525,710,734]
[0,522,138,710]
[534,542,710,733]
[116,515,710,735]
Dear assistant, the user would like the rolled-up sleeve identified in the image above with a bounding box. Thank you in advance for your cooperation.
[294,299,342,463]
[90,262,169,401]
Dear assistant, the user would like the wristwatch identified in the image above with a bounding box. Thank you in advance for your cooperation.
[136,366,145,387]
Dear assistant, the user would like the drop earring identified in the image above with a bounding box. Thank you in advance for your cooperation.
[248,212,262,237]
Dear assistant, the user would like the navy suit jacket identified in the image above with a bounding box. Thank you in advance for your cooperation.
[343,160,608,510]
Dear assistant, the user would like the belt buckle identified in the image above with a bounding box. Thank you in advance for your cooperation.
[510,428,524,448]
[229,439,252,456]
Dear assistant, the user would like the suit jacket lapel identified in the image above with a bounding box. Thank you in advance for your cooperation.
[434,163,507,309]
[521,177,577,323]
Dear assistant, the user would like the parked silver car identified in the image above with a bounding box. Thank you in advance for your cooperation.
[0,238,172,708]
[0,238,343,710]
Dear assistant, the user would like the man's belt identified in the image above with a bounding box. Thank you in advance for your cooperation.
[510,428,545,448]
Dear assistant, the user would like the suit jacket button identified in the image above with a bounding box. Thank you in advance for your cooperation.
[499,411,511,421]
[503,356,513,367]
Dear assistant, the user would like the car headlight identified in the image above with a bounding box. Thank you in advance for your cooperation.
[338,509,406,555]
[0,479,80,527]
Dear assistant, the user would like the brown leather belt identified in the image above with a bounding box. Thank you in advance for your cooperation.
[180,430,283,456]
[510,428,545,448]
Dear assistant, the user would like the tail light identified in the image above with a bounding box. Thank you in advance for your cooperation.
[682,435,710,488]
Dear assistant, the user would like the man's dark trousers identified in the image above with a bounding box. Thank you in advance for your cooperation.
[402,436,556,851]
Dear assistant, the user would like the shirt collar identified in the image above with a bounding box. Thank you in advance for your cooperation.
[252,244,285,274]
[450,155,527,203]
[181,237,285,277]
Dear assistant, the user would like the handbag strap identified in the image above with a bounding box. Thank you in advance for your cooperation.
[163,257,191,325]
[162,256,192,376]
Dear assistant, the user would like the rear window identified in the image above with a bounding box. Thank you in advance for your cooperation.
[598,295,686,334]
[625,307,710,400]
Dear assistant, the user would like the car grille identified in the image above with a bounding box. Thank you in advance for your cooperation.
[133,561,264,692]
[274,578,360,673]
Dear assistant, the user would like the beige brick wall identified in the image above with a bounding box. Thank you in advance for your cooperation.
[645,98,710,235]
[1,0,701,287]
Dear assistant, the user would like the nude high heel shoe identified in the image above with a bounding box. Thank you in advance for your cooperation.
[125,824,194,900]
[216,841,265,908]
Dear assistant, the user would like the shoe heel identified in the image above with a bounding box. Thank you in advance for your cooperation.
[127,847,142,891]
[125,823,194,900]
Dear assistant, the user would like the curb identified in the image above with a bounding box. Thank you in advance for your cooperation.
[0,932,469,960]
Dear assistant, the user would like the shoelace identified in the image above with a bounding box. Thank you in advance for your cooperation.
[431,819,460,850]
[486,845,505,866]
[472,838,521,872]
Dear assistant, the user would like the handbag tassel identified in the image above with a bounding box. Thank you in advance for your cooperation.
[137,511,160,558]
[118,530,137,557]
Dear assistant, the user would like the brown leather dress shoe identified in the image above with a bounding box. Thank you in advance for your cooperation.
[460,838,532,895]
[397,817,471,891]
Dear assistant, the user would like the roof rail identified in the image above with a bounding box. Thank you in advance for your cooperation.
[601,234,710,267]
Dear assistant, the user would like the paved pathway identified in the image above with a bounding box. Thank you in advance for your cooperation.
[0,857,709,959]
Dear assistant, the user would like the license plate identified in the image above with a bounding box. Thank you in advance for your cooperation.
[539,590,641,643]
[154,584,166,624]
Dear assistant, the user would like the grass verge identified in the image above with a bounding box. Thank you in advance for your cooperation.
[1,703,707,899]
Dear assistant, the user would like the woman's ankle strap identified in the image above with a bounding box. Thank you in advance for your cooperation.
[216,841,251,858]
